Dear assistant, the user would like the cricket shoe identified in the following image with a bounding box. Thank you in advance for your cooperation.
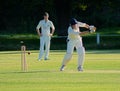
[60,65,65,71]
[38,59,42,61]
[44,58,49,60]
[77,66,83,72]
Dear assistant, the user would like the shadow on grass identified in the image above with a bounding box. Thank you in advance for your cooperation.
[0,70,59,74]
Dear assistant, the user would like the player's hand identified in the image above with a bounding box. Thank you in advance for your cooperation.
[39,33,42,37]
[85,24,90,29]
[50,33,53,37]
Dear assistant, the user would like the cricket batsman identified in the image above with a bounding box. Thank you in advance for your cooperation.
[36,12,55,61]
[60,18,96,71]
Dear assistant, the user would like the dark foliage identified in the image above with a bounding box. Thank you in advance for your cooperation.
[0,0,120,35]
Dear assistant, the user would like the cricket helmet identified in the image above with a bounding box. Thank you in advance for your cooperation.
[70,18,78,25]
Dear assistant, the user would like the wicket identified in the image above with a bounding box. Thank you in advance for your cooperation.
[21,45,27,72]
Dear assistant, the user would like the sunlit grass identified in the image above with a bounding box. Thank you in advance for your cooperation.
[0,50,120,91]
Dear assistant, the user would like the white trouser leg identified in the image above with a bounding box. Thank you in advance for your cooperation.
[62,53,72,66]
[61,40,74,66]
[38,36,45,60]
[77,47,85,67]
[44,36,51,59]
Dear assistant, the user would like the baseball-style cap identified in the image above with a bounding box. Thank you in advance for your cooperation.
[70,18,78,25]
[44,12,49,17]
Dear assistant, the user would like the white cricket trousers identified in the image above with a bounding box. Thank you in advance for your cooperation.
[38,36,51,60]
[62,39,85,67]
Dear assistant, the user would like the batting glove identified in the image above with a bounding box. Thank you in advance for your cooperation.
[89,25,96,33]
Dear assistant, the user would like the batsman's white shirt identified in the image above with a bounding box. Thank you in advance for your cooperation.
[68,22,86,41]
[67,22,86,50]
[36,20,55,36]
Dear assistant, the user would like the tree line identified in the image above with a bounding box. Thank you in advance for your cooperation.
[0,0,120,35]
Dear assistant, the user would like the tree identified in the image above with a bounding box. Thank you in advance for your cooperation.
[0,0,120,35]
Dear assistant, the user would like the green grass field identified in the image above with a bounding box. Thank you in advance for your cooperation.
[0,50,120,91]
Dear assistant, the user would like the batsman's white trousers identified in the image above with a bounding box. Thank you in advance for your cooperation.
[38,36,51,59]
[62,38,85,66]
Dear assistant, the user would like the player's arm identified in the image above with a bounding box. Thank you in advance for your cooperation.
[80,31,90,35]
[50,22,55,36]
[80,25,96,35]
[78,22,89,29]
[78,22,96,35]
[36,28,41,36]
[50,28,55,36]
[36,21,42,37]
